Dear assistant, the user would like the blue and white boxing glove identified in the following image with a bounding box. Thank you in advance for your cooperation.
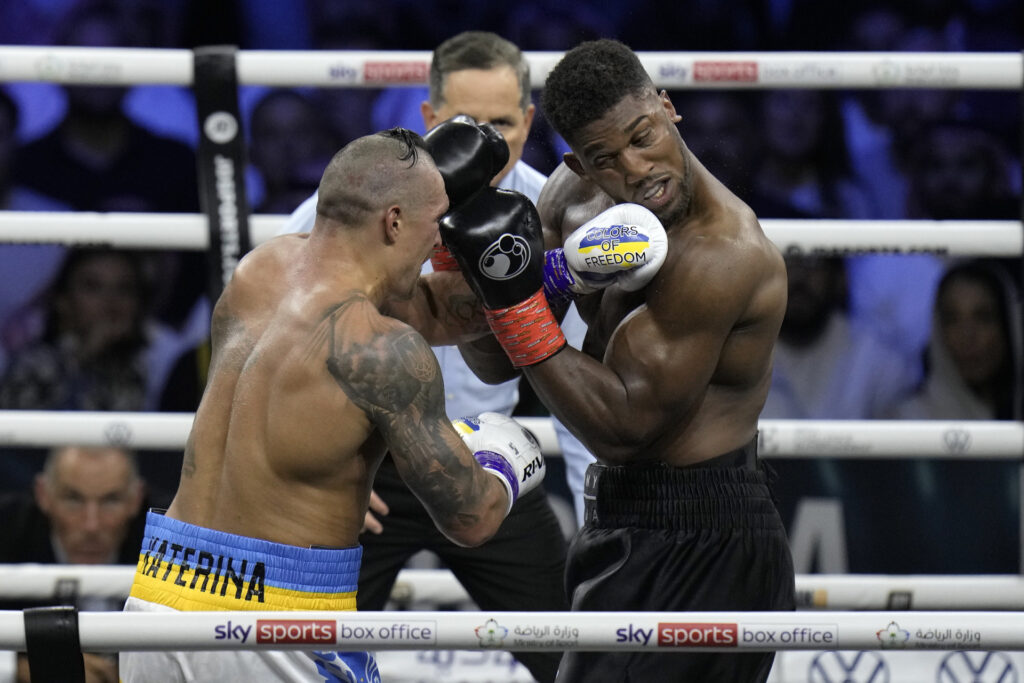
[543,203,667,302]
[452,412,545,515]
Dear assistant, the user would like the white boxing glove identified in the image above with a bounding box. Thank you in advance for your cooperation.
[542,203,667,300]
[452,412,545,515]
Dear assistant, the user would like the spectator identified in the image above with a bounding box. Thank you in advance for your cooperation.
[847,119,1017,367]
[0,89,68,214]
[905,119,1017,221]
[949,0,1023,144]
[0,445,146,566]
[0,248,183,412]
[0,444,148,683]
[248,88,337,214]
[761,255,919,420]
[838,4,913,219]
[306,8,391,149]
[11,1,205,334]
[841,20,963,219]
[674,91,805,218]
[879,260,1022,573]
[0,88,68,374]
[754,89,875,219]
[13,1,197,214]
[888,260,1022,420]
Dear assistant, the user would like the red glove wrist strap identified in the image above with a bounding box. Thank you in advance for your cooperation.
[484,289,566,368]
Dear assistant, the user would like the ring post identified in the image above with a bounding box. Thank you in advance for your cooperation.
[192,45,253,305]
[23,606,84,682]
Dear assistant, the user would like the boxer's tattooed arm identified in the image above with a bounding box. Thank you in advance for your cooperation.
[440,290,486,330]
[321,296,491,531]
[385,274,490,343]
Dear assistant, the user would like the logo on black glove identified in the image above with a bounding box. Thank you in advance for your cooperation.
[478,234,531,281]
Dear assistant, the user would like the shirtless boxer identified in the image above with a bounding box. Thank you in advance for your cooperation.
[118,128,547,683]
[444,39,796,682]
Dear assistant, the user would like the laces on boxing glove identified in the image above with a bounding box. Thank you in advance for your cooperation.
[430,245,460,271]
[483,289,567,367]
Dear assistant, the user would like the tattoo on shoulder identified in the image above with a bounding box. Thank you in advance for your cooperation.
[322,295,444,420]
[321,294,490,531]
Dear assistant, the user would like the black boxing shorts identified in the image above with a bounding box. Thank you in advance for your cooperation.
[556,438,796,683]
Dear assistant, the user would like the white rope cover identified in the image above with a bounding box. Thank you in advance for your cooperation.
[391,572,1024,612]
[0,609,1021,652]
[3,565,1023,612]
[398,572,1024,611]
[1,212,1021,257]
[0,46,1020,89]
[0,212,283,250]
[0,411,1020,458]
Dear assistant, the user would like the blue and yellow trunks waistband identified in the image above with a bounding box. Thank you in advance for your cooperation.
[128,510,361,612]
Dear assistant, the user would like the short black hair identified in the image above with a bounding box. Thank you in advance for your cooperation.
[541,39,653,146]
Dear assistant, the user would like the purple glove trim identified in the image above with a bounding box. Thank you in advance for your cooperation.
[474,450,519,502]
[542,248,576,304]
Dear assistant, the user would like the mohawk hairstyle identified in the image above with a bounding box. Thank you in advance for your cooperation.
[316,127,428,225]
[379,126,428,168]
[541,39,654,146]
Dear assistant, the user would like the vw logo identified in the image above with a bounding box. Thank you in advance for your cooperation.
[104,422,133,446]
[938,651,1017,682]
[809,651,889,682]
[942,428,971,454]
[478,234,530,281]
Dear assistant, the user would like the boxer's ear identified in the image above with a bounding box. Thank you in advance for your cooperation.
[563,152,586,179]
[420,100,439,131]
[660,90,681,123]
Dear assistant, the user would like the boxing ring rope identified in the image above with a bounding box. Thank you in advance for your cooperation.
[0,46,1021,89]
[0,608,1023,652]
[0,212,1021,257]
[2,564,1024,611]
[1,48,1022,670]
[0,410,1021,458]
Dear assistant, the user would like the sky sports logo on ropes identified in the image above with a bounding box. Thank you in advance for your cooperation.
[616,623,737,647]
[215,619,337,644]
[616,622,839,647]
[257,620,336,644]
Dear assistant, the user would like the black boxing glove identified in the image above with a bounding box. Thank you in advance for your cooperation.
[424,115,510,272]
[441,187,566,367]
[424,114,509,209]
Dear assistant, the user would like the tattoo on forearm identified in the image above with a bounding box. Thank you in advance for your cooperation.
[320,296,489,530]
[444,292,487,330]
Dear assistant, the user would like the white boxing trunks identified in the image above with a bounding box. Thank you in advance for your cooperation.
[119,510,380,683]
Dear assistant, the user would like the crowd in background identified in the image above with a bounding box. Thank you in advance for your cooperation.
[0,0,1021,578]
